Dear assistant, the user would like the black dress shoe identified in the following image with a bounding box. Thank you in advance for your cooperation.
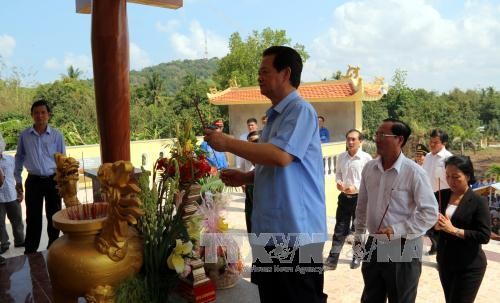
[325,254,339,270]
[0,256,6,265]
[324,261,337,270]
[14,242,25,248]
[350,258,361,269]
[0,246,8,254]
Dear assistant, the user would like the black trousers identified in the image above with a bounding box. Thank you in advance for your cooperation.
[251,242,327,303]
[438,264,486,303]
[360,237,423,303]
[244,185,253,234]
[328,193,357,263]
[24,174,61,254]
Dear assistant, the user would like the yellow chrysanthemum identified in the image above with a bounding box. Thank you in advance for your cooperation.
[167,239,193,273]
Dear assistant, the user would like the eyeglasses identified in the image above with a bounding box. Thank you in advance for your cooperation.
[373,133,399,140]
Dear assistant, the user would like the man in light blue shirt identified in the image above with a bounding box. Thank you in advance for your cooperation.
[0,134,25,255]
[204,46,327,302]
[14,100,66,254]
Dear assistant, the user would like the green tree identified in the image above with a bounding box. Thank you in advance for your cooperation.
[362,99,387,139]
[173,75,226,135]
[34,80,98,145]
[486,164,500,181]
[61,65,83,82]
[213,28,309,89]
[145,71,165,106]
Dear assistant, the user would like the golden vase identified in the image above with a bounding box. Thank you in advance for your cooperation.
[47,206,143,302]
[48,159,145,303]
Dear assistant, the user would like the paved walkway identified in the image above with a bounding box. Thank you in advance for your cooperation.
[2,190,499,302]
[224,192,500,303]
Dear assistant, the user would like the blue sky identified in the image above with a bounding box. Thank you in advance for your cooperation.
[1,0,500,91]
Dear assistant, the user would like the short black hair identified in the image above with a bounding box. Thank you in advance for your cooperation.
[345,129,364,141]
[31,99,52,114]
[430,129,449,144]
[262,46,303,88]
[247,130,261,143]
[246,117,258,124]
[445,155,476,185]
[383,118,411,147]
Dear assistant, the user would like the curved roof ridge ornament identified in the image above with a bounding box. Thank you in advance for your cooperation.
[342,65,362,91]
[343,65,360,80]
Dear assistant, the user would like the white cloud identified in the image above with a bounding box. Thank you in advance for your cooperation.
[130,42,152,70]
[167,20,228,59]
[303,0,500,91]
[63,53,92,74]
[44,57,61,70]
[43,53,92,78]
[0,34,16,58]
[156,19,180,33]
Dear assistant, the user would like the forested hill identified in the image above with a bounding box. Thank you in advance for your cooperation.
[129,57,220,95]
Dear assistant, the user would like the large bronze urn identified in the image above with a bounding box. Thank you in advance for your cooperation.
[48,156,144,302]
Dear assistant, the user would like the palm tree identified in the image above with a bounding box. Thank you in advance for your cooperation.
[145,72,164,106]
[61,65,83,82]
[486,164,500,182]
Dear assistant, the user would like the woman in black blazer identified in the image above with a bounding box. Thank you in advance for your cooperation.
[435,156,490,303]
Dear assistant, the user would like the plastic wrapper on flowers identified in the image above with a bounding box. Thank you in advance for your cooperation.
[198,192,243,289]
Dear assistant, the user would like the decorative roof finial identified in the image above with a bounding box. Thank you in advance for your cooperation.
[344,65,360,79]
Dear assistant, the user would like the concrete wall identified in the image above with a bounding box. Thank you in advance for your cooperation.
[227,102,357,143]
[313,102,356,142]
[5,138,176,188]
[228,104,270,138]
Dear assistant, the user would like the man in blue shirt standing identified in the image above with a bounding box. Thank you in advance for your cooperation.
[15,100,66,254]
[200,119,228,171]
[318,115,330,143]
[204,46,327,302]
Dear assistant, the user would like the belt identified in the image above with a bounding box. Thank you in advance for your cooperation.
[342,193,358,199]
[28,174,55,180]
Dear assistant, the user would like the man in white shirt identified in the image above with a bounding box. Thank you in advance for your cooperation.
[236,117,259,171]
[423,129,453,192]
[325,129,372,270]
[423,129,452,255]
[355,118,438,303]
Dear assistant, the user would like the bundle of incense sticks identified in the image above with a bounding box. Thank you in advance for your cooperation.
[66,203,108,220]
[438,178,442,212]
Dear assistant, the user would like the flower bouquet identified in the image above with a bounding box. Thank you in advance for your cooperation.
[154,120,211,193]
[198,178,243,289]
[116,120,212,303]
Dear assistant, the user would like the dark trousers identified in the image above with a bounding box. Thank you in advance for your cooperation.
[251,242,327,303]
[438,264,486,303]
[244,185,253,234]
[24,174,61,254]
[328,193,357,263]
[0,200,25,248]
[360,237,423,303]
